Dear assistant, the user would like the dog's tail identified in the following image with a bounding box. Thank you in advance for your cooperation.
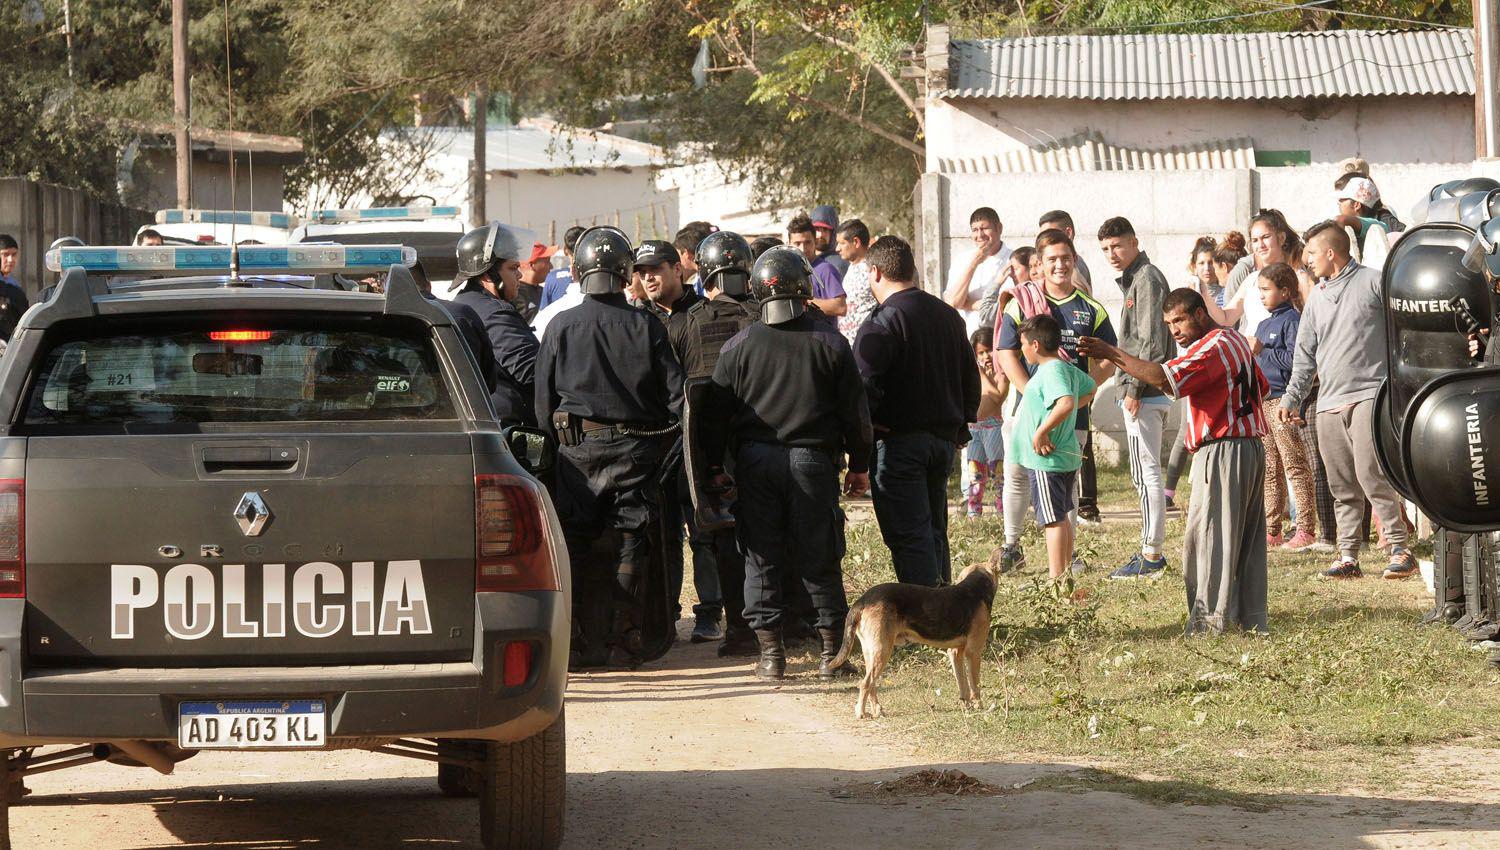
[828,605,862,670]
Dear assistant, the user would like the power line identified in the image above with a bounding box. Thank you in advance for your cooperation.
[1238,0,1467,31]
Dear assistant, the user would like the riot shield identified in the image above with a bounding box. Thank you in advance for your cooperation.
[1375,222,1492,502]
[1372,380,1415,502]
[681,378,735,531]
[1398,367,1500,531]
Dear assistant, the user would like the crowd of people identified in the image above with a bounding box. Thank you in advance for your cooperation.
[0,161,1440,673]
[346,161,1435,669]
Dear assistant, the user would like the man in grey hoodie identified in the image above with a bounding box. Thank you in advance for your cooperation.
[1098,217,1175,580]
[1278,221,1415,581]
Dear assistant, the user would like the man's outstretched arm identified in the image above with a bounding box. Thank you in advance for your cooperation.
[1077,336,1173,396]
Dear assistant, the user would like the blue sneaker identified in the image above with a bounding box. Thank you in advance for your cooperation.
[1108,554,1144,580]
[1138,554,1167,578]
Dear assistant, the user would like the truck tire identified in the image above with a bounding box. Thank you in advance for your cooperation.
[437,740,481,798]
[0,750,13,850]
[479,709,565,850]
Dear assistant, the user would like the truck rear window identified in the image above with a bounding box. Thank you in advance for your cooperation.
[22,322,455,425]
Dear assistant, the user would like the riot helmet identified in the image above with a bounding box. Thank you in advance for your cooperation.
[749,245,814,324]
[696,231,753,298]
[572,226,633,295]
[1459,189,1500,230]
[450,222,529,291]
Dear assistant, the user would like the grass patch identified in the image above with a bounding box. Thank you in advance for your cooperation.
[836,463,1500,797]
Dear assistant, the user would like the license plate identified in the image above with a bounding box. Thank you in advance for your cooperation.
[178,699,327,749]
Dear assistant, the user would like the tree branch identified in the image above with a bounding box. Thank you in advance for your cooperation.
[793,17,926,133]
[787,92,924,155]
[703,12,924,157]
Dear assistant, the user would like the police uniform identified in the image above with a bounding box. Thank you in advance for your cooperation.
[535,227,685,668]
[447,223,541,426]
[642,273,722,638]
[452,289,538,425]
[669,286,760,652]
[704,246,873,678]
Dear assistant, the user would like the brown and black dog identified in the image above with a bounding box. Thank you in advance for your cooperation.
[829,557,1001,719]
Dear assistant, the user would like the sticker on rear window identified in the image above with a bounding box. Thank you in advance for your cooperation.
[376,376,411,392]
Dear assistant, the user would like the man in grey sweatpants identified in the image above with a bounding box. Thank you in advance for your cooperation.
[1278,221,1415,580]
[1099,216,1175,579]
[1080,288,1270,635]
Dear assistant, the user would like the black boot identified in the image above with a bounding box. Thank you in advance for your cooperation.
[817,627,854,680]
[718,624,759,658]
[754,628,785,679]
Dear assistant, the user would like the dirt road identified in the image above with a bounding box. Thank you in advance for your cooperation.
[11,634,1500,849]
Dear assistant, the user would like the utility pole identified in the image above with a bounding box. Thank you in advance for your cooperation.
[471,87,487,225]
[1477,0,1499,158]
[172,0,192,208]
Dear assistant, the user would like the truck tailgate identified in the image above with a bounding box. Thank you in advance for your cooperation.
[24,434,476,666]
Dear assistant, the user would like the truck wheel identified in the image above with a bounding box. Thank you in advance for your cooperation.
[437,740,481,798]
[479,709,565,850]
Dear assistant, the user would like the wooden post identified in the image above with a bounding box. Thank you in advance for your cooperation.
[1478,0,1499,158]
[172,0,191,208]
[471,88,487,224]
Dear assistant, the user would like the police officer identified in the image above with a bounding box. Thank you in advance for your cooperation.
[704,246,873,679]
[669,231,760,656]
[449,223,540,426]
[535,226,685,668]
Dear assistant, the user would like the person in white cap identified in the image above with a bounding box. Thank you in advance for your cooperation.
[1334,175,1392,269]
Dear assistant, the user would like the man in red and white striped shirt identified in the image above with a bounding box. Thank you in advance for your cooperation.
[1080,288,1269,635]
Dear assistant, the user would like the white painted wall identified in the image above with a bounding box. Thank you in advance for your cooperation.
[655,161,795,239]
[486,169,678,244]
[927,95,1475,169]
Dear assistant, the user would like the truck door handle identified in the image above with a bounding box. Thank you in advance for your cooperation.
[200,446,300,474]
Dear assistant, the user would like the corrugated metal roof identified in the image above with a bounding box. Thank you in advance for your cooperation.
[942,29,1474,101]
[936,132,1256,172]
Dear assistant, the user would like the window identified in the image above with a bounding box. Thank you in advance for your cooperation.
[21,319,454,427]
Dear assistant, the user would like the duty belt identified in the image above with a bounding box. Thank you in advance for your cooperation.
[581,419,678,437]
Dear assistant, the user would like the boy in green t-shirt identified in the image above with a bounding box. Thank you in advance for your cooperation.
[1007,314,1097,580]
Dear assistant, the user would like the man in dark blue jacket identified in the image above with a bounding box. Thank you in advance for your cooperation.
[448,224,540,426]
[854,236,980,586]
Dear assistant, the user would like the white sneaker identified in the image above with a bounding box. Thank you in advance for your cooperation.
[1307,540,1336,553]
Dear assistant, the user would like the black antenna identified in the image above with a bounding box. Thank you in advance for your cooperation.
[223,0,242,284]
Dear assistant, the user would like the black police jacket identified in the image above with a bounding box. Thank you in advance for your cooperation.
[706,312,873,473]
[534,292,685,440]
[0,280,28,342]
[453,287,540,426]
[667,293,755,381]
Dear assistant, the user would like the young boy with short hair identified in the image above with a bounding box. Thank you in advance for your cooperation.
[1008,314,1096,580]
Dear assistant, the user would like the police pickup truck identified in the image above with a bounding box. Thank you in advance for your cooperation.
[0,243,568,849]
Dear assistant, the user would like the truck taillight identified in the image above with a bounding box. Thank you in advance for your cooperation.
[475,474,557,592]
[0,480,24,597]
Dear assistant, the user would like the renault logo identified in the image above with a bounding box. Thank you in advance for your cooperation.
[234,492,272,537]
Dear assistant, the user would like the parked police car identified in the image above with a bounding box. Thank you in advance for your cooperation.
[290,206,470,292]
[136,209,299,246]
[0,243,568,849]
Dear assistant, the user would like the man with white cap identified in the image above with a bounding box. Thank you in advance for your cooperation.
[1334,175,1392,269]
